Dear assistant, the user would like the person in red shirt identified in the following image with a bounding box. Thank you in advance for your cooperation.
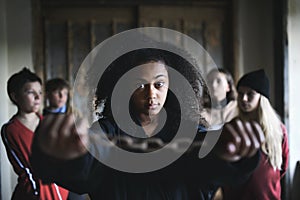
[1,68,69,200]
[223,69,289,200]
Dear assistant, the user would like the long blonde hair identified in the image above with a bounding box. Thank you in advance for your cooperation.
[239,96,283,170]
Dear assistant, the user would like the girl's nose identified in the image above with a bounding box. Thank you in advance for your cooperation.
[242,94,248,101]
[146,84,157,99]
[212,80,218,89]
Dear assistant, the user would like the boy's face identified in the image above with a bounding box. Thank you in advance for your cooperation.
[15,81,42,113]
[47,88,68,109]
[130,61,169,119]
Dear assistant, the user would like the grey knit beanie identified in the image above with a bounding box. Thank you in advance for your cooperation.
[237,69,270,99]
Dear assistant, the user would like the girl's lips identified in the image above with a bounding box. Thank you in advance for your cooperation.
[147,103,159,109]
[241,103,250,110]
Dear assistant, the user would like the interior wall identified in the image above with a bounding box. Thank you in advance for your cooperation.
[235,0,300,196]
[0,0,11,199]
[287,0,300,196]
[234,0,274,102]
[0,0,34,199]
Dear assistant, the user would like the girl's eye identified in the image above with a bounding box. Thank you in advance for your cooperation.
[136,83,145,89]
[247,92,255,97]
[155,82,164,88]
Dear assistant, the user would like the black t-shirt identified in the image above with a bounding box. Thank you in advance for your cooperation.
[31,118,260,200]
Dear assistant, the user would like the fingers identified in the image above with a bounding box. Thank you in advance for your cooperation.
[58,114,75,138]
[71,118,90,152]
[218,123,241,161]
[223,123,241,150]
[217,118,265,162]
[35,113,89,159]
[251,121,265,144]
[36,114,67,153]
[244,121,260,157]
[235,120,252,156]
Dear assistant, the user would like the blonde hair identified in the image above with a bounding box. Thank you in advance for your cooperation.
[239,96,283,170]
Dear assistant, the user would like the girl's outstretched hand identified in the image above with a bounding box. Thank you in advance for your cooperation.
[215,118,265,162]
[35,114,89,160]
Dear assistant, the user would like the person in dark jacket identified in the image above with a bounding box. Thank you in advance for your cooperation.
[31,48,265,200]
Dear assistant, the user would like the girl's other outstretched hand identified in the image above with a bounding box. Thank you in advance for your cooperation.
[35,114,89,160]
[215,118,265,162]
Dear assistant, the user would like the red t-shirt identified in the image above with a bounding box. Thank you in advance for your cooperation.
[223,124,289,200]
[1,114,69,200]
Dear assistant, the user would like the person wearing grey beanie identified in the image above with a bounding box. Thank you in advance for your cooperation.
[237,69,270,99]
[223,69,289,200]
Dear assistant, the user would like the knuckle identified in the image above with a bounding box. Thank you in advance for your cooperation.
[244,138,251,148]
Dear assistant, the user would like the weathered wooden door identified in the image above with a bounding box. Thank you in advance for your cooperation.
[35,3,232,84]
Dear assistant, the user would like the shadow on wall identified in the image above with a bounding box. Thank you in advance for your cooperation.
[292,161,300,200]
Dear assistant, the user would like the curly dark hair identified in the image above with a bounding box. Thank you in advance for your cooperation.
[91,48,208,128]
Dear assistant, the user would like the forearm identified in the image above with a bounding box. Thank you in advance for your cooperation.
[30,137,94,193]
[207,151,260,186]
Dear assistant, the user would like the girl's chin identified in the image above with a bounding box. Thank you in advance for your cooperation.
[240,108,251,113]
[140,110,160,117]
[149,106,162,113]
[148,111,159,116]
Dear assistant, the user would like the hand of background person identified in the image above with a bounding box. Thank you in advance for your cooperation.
[215,118,265,162]
[35,114,89,160]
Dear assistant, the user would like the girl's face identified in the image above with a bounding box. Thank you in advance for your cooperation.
[131,61,169,118]
[15,81,42,113]
[47,88,68,109]
[238,86,260,113]
[207,71,229,102]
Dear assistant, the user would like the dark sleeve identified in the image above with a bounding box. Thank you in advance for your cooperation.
[186,126,261,186]
[30,136,98,194]
[30,120,114,194]
[158,127,260,187]
[183,150,260,187]
[145,136,260,188]
[280,124,289,177]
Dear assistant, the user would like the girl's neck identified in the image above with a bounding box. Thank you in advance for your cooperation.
[212,98,227,108]
[139,114,160,137]
[241,110,259,122]
[16,111,40,132]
